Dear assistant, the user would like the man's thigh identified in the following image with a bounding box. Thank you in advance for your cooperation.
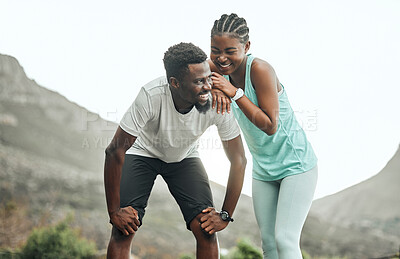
[120,154,160,223]
[160,157,214,230]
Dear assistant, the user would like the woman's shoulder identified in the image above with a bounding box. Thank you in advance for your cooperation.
[251,56,275,71]
[250,56,277,80]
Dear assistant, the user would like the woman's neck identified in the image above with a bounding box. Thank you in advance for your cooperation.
[229,55,248,89]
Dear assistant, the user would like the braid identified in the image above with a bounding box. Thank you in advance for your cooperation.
[216,14,228,32]
[211,13,249,44]
[226,16,239,33]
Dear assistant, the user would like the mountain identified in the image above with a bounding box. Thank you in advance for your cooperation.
[311,145,400,223]
[301,146,400,258]
[0,53,117,250]
[0,53,261,258]
[2,53,399,258]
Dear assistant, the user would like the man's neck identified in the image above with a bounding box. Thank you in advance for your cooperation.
[169,85,193,114]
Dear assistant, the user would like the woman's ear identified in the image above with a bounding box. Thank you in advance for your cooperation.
[169,77,180,89]
[244,41,251,54]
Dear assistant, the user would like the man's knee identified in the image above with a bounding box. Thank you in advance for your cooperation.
[110,226,135,244]
[107,226,135,259]
[190,213,217,243]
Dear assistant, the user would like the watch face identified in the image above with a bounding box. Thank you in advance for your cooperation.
[221,211,229,221]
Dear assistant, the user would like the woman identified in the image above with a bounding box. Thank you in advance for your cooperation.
[206,13,318,259]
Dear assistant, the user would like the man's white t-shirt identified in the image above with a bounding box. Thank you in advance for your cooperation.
[120,76,240,163]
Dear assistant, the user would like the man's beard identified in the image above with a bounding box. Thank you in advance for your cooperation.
[195,99,211,114]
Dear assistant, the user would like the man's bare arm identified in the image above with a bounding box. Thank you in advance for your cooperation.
[200,135,247,234]
[104,126,140,235]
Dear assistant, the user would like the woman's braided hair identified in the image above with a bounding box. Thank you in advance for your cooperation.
[211,13,250,44]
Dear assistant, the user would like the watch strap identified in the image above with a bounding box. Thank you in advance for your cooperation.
[220,210,234,222]
[231,88,244,101]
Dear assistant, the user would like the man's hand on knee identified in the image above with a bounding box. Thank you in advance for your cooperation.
[110,206,140,236]
[199,207,229,235]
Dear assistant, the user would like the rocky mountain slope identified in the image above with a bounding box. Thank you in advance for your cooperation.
[1,53,399,258]
[302,145,400,257]
[311,145,400,224]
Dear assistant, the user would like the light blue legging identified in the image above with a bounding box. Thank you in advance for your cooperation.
[252,166,318,259]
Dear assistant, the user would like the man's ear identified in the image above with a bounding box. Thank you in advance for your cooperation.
[169,77,180,89]
[244,41,251,54]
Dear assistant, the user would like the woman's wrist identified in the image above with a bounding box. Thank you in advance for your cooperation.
[229,86,238,98]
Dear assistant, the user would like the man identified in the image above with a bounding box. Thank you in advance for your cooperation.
[104,42,247,259]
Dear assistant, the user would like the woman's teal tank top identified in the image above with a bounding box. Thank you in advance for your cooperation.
[228,54,317,181]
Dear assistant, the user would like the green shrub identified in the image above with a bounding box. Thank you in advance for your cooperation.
[179,254,195,259]
[21,215,96,259]
[0,248,22,259]
[302,250,312,259]
[231,238,262,259]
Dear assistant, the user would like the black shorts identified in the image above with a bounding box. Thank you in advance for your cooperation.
[119,154,214,230]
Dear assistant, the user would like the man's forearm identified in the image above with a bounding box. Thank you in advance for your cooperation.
[221,158,246,216]
[104,151,124,216]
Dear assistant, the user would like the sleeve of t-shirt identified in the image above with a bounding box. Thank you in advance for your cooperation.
[119,87,153,137]
[215,112,241,141]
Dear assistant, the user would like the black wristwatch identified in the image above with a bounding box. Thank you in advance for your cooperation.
[220,210,234,222]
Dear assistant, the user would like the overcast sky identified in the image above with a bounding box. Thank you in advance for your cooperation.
[1,0,400,199]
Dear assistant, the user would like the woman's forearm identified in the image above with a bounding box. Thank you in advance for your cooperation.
[236,96,278,135]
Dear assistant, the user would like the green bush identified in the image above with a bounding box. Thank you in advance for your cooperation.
[231,238,262,259]
[179,254,195,259]
[302,250,312,259]
[21,215,96,259]
[0,248,22,259]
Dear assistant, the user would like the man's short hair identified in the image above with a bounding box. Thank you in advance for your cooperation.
[163,42,208,83]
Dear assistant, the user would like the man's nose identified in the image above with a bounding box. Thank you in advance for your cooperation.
[204,79,212,90]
